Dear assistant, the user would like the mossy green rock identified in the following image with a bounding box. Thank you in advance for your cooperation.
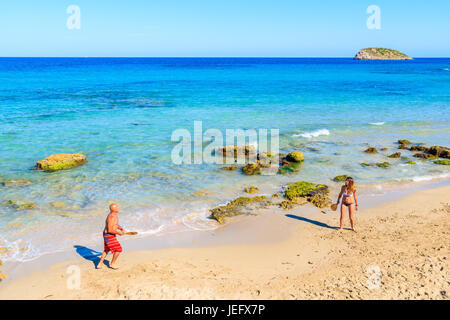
[244,186,259,194]
[242,163,261,175]
[278,160,301,174]
[209,196,270,224]
[376,162,390,168]
[434,160,450,165]
[286,152,304,162]
[284,181,331,208]
[333,175,348,182]
[407,161,416,165]
[361,162,371,167]
[36,154,87,171]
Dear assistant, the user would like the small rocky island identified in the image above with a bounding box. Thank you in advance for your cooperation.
[354,48,413,60]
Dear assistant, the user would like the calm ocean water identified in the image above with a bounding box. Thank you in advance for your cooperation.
[0,58,449,261]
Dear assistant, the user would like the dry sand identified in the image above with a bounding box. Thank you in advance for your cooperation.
[0,185,449,300]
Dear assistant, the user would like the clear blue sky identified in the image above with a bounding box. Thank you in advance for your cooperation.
[1,0,449,57]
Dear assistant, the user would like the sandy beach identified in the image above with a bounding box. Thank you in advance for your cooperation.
[0,184,448,300]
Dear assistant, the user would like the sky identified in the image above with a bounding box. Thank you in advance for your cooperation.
[0,0,449,57]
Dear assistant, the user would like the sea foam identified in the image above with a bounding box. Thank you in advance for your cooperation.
[293,129,330,138]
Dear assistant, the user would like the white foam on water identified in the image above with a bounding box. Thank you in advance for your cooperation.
[397,172,450,182]
[0,237,41,262]
[293,129,330,138]
[369,122,385,126]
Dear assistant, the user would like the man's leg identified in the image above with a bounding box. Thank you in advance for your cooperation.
[97,251,107,269]
[110,252,120,269]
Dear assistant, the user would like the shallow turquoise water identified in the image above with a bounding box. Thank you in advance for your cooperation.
[0,58,449,261]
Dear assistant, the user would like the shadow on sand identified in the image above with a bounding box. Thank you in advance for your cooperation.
[74,245,109,268]
[285,214,338,230]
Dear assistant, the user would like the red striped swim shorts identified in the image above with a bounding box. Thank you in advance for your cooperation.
[103,233,122,253]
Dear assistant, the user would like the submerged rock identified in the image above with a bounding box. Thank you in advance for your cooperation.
[278,160,302,174]
[364,147,377,154]
[217,145,256,159]
[398,140,411,145]
[209,196,271,224]
[0,179,31,187]
[434,160,450,165]
[333,175,348,182]
[36,153,87,171]
[244,186,259,194]
[410,145,427,152]
[361,162,371,167]
[221,166,238,171]
[5,200,36,210]
[376,162,390,168]
[388,152,401,158]
[413,153,437,160]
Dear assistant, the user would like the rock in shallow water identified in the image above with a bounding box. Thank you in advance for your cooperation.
[36,153,87,171]
[286,151,304,162]
[209,196,271,224]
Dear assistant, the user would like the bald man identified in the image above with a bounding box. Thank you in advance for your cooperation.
[97,203,124,269]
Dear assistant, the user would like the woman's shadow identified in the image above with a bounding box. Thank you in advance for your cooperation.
[74,245,109,268]
[285,214,338,230]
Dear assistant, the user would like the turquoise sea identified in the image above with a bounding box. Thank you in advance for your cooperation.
[0,58,449,261]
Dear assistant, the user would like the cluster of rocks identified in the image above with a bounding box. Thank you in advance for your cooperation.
[361,140,450,167]
[209,180,333,223]
[398,141,450,164]
[222,149,305,176]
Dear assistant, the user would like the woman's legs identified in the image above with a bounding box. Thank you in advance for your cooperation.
[348,204,356,232]
[339,204,345,230]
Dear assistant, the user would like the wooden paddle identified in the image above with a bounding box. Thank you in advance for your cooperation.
[330,203,338,211]
[125,231,138,235]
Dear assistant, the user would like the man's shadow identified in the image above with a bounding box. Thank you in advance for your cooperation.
[285,214,339,230]
[74,245,110,268]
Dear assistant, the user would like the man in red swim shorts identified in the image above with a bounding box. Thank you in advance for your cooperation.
[97,203,124,269]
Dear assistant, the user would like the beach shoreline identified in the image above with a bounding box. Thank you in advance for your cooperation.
[0,180,449,299]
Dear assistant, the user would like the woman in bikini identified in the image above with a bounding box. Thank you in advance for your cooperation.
[336,177,358,232]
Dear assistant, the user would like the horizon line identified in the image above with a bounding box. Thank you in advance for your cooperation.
[0,56,449,59]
